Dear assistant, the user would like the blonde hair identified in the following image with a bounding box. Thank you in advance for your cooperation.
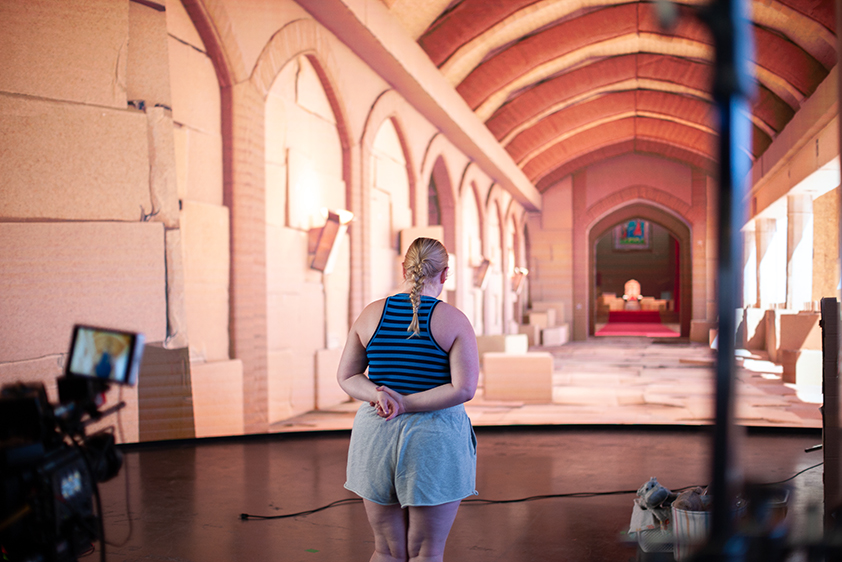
[404,237,448,336]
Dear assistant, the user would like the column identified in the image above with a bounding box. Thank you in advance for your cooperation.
[786,193,814,311]
[756,217,785,309]
[742,228,756,308]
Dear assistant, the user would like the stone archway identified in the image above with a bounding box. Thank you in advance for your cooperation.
[588,203,692,337]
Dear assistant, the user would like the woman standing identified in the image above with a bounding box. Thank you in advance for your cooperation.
[337,237,479,562]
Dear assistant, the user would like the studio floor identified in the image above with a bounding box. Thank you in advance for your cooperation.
[100,427,825,562]
[93,337,833,561]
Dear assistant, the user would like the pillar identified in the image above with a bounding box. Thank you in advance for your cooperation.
[742,228,756,308]
[756,217,785,309]
[786,193,814,311]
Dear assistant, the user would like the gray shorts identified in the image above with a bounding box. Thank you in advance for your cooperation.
[344,403,478,507]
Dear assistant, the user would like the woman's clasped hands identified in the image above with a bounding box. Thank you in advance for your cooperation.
[370,385,405,420]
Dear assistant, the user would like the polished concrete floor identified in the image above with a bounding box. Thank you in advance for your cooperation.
[93,336,830,561]
[97,427,826,562]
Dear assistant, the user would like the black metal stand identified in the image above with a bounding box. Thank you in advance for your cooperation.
[694,0,755,559]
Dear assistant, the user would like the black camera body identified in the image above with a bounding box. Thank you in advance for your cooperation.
[1,325,144,562]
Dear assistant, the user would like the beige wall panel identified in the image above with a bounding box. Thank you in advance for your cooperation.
[181,201,230,362]
[127,2,172,108]
[173,125,189,200]
[0,0,127,108]
[147,107,180,228]
[165,229,189,348]
[166,0,205,51]
[266,162,288,228]
[168,36,220,135]
[287,103,343,178]
[0,357,64,398]
[185,127,224,205]
[371,189,400,299]
[375,157,412,212]
[267,227,308,296]
[191,359,244,438]
[172,125,223,205]
[268,350,295,422]
[316,348,346,409]
[324,236,351,349]
[268,347,317,420]
[268,285,325,353]
[0,222,167,364]
[0,94,150,221]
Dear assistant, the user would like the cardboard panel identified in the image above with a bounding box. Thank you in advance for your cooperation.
[181,201,230,362]
[183,127,223,205]
[165,0,205,51]
[0,94,150,221]
[0,222,167,364]
[0,0,128,108]
[191,359,244,438]
[168,36,220,134]
[127,2,172,108]
[147,107,180,228]
[482,352,553,402]
[268,285,325,353]
[138,344,195,442]
[542,325,570,346]
[531,300,567,324]
[476,334,529,357]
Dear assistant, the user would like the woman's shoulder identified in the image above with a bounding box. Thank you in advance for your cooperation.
[430,300,474,338]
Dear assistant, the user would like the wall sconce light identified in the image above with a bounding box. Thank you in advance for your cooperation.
[474,258,491,290]
[309,209,353,274]
[512,267,529,294]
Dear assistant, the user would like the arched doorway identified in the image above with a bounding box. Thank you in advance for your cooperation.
[588,203,692,337]
[594,220,680,334]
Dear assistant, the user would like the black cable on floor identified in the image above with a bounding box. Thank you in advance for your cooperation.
[239,461,823,521]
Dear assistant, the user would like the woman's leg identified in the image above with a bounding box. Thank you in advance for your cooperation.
[406,500,461,562]
[363,499,409,562]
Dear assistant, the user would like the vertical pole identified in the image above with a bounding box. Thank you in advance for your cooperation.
[703,0,755,553]
[821,297,841,526]
[833,0,842,532]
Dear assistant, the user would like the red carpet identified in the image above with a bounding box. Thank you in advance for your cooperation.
[596,310,680,337]
[607,310,662,323]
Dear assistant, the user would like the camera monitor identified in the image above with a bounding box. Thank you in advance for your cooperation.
[66,325,145,386]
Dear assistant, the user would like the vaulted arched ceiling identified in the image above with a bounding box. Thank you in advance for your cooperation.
[386,0,835,192]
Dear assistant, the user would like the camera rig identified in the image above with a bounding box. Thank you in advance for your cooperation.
[0,325,144,562]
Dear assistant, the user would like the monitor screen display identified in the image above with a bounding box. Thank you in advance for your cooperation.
[66,325,144,386]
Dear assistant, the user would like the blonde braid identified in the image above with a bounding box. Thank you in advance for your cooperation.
[407,262,425,336]
[403,238,449,337]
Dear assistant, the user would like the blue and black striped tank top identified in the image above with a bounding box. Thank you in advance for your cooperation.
[366,293,451,394]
